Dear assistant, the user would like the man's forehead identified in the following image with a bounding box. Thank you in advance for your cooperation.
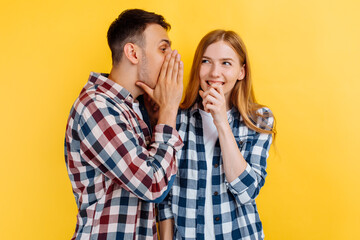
[144,24,170,43]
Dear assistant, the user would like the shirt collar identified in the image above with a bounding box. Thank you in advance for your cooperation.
[88,72,134,107]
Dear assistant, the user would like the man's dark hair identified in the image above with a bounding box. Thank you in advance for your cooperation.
[107,9,171,65]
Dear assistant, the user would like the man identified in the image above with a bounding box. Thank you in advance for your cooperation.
[64,9,183,240]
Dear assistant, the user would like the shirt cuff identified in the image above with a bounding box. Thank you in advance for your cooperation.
[226,164,257,195]
[157,206,174,222]
[153,124,183,151]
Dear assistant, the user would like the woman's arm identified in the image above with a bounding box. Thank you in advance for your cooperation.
[200,85,273,204]
[216,120,247,182]
[159,218,174,240]
[200,85,247,182]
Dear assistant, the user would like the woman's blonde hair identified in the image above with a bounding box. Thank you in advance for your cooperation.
[180,30,276,136]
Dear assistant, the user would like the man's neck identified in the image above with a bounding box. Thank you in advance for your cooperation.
[108,63,143,99]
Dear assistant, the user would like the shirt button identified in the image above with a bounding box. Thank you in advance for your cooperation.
[215,217,220,221]
[214,191,218,196]
[214,163,219,168]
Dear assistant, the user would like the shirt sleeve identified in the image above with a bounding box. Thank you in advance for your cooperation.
[156,189,174,221]
[77,94,183,203]
[225,107,274,205]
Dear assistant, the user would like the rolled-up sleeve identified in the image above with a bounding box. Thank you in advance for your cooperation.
[226,108,274,205]
[157,191,174,221]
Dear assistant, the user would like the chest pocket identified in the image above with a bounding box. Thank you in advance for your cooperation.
[235,135,254,161]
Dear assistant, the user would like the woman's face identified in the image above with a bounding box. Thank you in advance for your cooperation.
[199,41,245,103]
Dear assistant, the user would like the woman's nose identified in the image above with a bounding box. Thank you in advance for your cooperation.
[210,64,220,78]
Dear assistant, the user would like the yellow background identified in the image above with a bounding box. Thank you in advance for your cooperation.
[1,0,359,239]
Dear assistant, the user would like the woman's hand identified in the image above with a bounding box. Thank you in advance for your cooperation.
[199,83,228,127]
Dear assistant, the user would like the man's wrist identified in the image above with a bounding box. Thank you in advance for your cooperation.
[157,108,177,128]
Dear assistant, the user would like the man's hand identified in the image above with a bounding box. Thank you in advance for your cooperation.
[143,93,159,129]
[136,50,183,128]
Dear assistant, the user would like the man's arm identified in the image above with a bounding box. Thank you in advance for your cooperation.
[77,97,182,203]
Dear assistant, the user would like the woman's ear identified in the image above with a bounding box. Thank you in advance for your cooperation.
[238,64,246,80]
[123,43,140,64]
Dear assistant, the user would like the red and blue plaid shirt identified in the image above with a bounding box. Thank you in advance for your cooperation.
[65,72,183,240]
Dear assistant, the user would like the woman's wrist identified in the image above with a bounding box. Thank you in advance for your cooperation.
[214,119,231,134]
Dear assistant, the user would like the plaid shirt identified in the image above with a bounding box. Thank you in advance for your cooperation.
[158,103,274,240]
[65,72,183,240]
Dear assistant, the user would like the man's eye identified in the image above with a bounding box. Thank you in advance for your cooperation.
[160,46,168,53]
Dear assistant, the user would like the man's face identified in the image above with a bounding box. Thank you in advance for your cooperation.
[138,24,171,89]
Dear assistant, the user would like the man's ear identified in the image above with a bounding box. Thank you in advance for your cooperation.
[123,43,140,64]
[238,64,246,80]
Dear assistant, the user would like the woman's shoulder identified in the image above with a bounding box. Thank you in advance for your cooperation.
[254,106,275,130]
[176,107,191,126]
[177,108,190,118]
[256,106,273,117]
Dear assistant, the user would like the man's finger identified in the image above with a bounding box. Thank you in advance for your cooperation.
[171,54,180,81]
[177,61,184,84]
[158,53,171,82]
[166,50,177,82]
[136,81,155,101]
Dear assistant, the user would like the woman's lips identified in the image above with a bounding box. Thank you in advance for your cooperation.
[206,80,224,86]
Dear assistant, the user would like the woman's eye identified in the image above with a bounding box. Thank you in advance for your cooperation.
[201,59,209,63]
[223,61,231,66]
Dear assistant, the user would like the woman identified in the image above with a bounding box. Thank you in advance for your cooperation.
[158,30,276,240]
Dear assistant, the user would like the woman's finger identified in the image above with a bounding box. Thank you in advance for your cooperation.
[203,93,219,106]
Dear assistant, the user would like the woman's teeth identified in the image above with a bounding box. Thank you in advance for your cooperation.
[207,81,224,86]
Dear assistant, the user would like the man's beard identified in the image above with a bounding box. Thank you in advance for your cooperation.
[138,50,149,86]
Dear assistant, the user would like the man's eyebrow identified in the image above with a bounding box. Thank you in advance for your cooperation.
[160,39,171,47]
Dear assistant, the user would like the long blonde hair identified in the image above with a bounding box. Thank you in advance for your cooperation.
[180,30,276,136]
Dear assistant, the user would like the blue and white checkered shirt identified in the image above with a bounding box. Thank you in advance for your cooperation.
[158,103,274,240]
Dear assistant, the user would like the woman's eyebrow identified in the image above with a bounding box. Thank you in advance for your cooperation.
[202,56,234,61]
